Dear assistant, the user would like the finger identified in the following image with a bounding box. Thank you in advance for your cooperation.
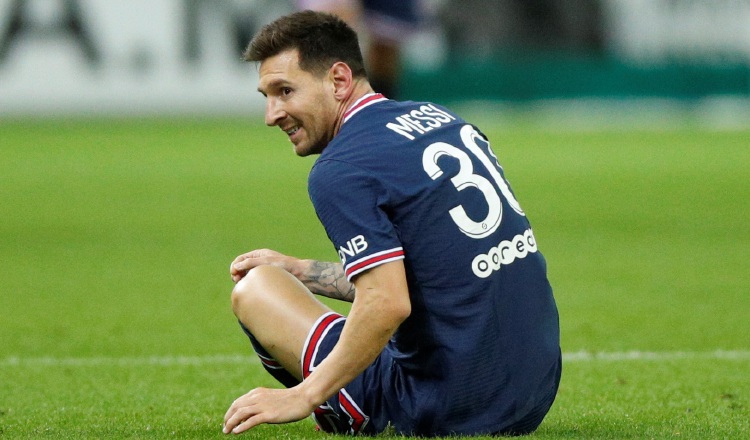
[224,406,265,435]
[232,254,260,272]
[223,388,263,426]
[233,256,273,275]
[231,254,252,269]
[223,401,238,429]
[230,263,246,278]
[230,258,244,277]
[232,250,265,267]
[230,258,257,280]
[231,414,264,435]
[222,404,247,434]
[231,259,248,274]
[224,393,250,426]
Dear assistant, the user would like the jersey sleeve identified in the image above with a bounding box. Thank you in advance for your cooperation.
[309,159,404,281]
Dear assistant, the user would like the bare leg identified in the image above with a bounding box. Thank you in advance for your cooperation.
[231,264,334,381]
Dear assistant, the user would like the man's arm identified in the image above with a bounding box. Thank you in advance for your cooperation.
[230,249,355,302]
[299,259,410,401]
[297,260,356,302]
[222,260,410,434]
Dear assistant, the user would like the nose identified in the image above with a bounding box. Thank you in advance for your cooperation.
[264,97,285,127]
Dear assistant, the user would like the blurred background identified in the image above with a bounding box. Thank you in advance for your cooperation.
[1,0,749,123]
[2,4,748,436]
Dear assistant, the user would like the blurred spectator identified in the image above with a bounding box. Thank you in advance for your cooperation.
[295,0,425,98]
[440,0,604,57]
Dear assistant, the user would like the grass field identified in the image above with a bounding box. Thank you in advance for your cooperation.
[1,115,748,439]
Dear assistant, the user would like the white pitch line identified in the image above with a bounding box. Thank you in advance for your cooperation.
[0,354,258,368]
[563,350,750,362]
[1,350,749,368]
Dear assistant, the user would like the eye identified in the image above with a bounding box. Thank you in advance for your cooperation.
[282,87,292,96]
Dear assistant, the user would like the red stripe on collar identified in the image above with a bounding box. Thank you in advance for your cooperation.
[342,93,387,124]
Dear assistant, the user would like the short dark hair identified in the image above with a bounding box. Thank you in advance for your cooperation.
[243,10,367,78]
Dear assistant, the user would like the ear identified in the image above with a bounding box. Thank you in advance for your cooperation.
[328,62,354,101]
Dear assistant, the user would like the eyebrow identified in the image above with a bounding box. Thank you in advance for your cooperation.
[257,79,290,95]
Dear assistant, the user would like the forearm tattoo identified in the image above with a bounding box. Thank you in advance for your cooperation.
[302,261,356,302]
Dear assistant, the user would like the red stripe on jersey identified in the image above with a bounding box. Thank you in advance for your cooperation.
[343,93,386,124]
[302,312,343,378]
[345,249,405,279]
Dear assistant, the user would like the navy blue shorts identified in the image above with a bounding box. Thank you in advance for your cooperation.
[300,312,559,436]
[302,312,402,435]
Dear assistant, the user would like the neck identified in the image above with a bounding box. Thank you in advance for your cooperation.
[332,79,374,137]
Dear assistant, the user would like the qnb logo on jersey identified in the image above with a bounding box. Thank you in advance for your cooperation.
[471,228,538,278]
[338,235,368,264]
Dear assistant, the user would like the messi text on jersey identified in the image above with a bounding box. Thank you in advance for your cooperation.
[386,104,457,140]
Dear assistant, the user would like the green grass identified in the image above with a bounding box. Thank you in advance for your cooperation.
[1,117,748,439]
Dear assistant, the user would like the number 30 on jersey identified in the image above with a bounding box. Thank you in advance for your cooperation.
[422,125,524,239]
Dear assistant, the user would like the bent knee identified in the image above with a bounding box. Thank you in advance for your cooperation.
[231,265,287,315]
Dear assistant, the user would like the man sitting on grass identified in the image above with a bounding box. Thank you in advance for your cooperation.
[223,10,561,437]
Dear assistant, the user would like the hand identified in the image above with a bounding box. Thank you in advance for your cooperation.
[229,249,298,283]
[222,386,317,435]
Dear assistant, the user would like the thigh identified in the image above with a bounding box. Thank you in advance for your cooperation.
[231,265,334,381]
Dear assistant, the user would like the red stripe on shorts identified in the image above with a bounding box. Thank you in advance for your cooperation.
[302,312,343,378]
[338,389,369,434]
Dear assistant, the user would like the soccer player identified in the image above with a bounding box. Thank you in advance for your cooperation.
[222,10,561,437]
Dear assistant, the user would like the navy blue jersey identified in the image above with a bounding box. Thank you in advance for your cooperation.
[308,94,560,435]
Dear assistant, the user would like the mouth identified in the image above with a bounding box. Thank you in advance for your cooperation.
[284,126,300,137]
